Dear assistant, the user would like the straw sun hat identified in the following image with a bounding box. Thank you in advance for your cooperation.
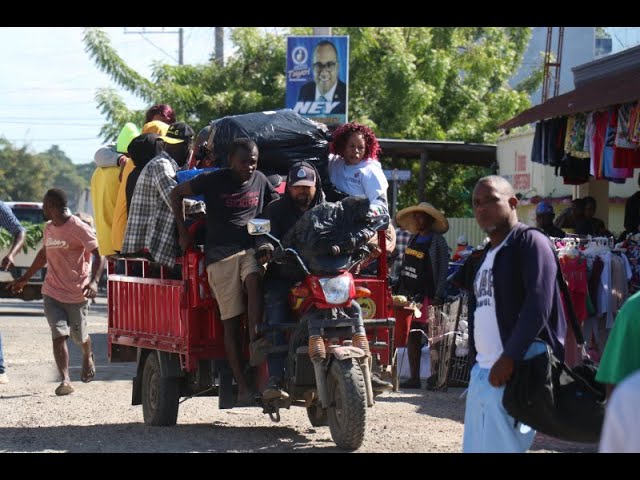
[396,202,449,234]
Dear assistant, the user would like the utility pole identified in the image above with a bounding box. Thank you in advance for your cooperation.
[313,27,332,36]
[215,27,224,66]
[124,27,184,65]
[541,27,564,102]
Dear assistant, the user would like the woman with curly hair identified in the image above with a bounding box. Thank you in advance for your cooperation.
[328,122,389,215]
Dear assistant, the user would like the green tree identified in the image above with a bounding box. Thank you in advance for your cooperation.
[39,145,88,208]
[83,27,538,217]
[0,139,50,201]
[83,27,287,140]
[75,162,96,185]
[0,139,89,209]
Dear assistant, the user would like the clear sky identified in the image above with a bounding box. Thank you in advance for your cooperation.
[0,27,221,165]
[1,27,638,166]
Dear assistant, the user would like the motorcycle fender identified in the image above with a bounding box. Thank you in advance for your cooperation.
[329,345,365,361]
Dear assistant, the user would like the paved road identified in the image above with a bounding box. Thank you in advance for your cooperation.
[0,296,597,453]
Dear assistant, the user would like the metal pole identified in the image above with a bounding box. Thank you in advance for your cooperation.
[313,27,332,36]
[215,27,224,66]
[554,27,565,97]
[392,179,399,219]
[542,27,553,103]
[419,151,428,202]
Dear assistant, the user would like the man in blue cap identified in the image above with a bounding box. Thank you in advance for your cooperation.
[535,201,566,238]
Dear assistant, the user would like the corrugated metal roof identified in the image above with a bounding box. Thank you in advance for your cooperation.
[378,139,496,168]
[499,66,640,130]
[573,44,640,87]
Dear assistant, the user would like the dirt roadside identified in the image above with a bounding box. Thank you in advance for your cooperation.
[0,297,597,453]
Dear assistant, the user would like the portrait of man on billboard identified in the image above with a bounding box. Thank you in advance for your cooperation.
[297,40,346,114]
[286,35,349,126]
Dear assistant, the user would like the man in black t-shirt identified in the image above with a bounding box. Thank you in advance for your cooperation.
[170,138,279,406]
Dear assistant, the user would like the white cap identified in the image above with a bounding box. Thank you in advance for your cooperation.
[457,234,468,245]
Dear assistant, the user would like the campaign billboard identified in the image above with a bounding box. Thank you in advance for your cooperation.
[285,35,349,127]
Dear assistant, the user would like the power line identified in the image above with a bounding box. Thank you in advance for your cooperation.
[4,102,101,107]
[0,87,96,93]
[0,116,104,121]
[5,137,100,142]
[125,28,184,65]
[136,32,178,64]
[0,121,102,126]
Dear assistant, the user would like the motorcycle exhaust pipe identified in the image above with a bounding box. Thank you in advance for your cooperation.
[359,357,375,407]
[312,359,329,408]
[352,332,374,407]
[309,335,329,408]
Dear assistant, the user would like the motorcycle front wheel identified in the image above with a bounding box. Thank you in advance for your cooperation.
[326,358,367,450]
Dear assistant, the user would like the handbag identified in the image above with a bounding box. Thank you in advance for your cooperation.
[502,250,607,443]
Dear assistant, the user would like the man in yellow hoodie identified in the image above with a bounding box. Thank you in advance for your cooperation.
[111,120,169,252]
[91,122,139,256]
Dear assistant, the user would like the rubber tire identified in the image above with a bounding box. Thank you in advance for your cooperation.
[327,358,367,450]
[141,353,180,426]
[306,404,328,427]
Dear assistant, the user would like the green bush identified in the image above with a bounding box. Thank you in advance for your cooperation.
[0,222,44,254]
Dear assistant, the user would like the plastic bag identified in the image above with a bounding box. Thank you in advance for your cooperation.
[209,109,330,181]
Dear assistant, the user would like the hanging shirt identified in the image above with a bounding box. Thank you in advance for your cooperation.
[615,103,638,149]
[596,251,614,328]
[559,255,588,323]
[603,107,634,181]
[610,254,628,316]
[590,110,609,179]
[565,113,590,159]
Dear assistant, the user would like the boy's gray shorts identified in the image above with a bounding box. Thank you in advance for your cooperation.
[43,294,89,345]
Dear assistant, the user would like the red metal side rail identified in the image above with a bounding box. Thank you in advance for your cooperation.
[360,230,395,366]
[107,250,226,372]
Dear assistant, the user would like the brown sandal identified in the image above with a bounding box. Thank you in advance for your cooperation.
[81,352,96,383]
[55,382,75,396]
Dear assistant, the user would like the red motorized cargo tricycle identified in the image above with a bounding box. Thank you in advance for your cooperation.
[107,219,398,450]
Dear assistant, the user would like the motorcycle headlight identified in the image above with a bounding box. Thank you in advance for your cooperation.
[318,275,352,305]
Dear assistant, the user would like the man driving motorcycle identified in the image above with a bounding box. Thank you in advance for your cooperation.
[255,161,392,400]
[255,161,325,400]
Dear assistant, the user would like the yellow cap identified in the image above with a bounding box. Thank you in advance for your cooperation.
[142,120,169,136]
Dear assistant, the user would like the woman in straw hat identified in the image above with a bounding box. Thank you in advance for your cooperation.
[394,202,450,389]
